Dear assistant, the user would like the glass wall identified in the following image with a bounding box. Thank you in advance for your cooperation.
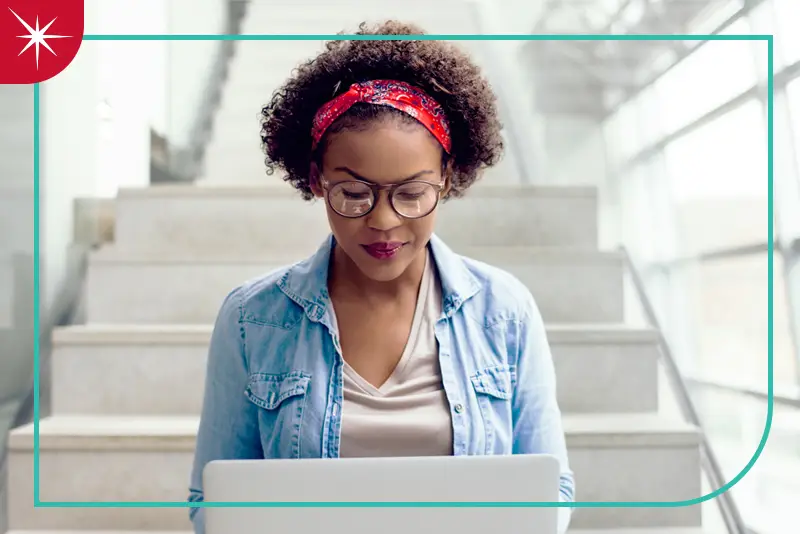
[788,77,800,173]
[774,0,800,66]
[601,1,800,532]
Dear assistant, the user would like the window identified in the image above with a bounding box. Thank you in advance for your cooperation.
[655,21,758,135]
[688,0,741,34]
[672,251,794,387]
[603,101,643,167]
[788,77,800,179]
[774,0,800,65]
[619,160,660,262]
[633,86,664,150]
[747,0,782,72]
[664,100,768,255]
[693,389,798,534]
[602,110,624,167]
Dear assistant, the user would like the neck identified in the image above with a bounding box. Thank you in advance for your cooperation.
[329,244,427,305]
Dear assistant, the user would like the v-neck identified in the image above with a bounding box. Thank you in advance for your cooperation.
[338,249,433,396]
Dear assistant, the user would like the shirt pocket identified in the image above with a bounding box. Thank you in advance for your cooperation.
[245,371,311,458]
[470,364,515,454]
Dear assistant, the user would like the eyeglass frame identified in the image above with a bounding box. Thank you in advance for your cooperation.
[318,175,447,219]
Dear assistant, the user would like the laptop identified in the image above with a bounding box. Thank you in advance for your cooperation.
[203,454,561,534]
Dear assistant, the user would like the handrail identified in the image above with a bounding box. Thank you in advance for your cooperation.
[170,0,248,181]
[619,245,750,534]
[12,243,90,427]
[685,376,800,409]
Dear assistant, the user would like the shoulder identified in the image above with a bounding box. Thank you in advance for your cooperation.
[448,252,549,373]
[456,254,540,325]
[216,262,304,328]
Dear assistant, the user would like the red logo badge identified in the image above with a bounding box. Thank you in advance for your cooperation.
[0,0,83,84]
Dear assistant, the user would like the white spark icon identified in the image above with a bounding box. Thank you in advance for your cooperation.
[9,8,71,70]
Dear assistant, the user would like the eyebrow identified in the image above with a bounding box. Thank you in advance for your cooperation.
[334,167,435,184]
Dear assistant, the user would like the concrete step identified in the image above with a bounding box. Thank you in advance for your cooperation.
[3,528,713,534]
[212,78,289,123]
[223,50,487,102]
[219,64,313,93]
[7,413,701,531]
[238,1,469,35]
[50,323,658,416]
[201,138,267,183]
[112,184,598,254]
[212,9,481,121]
[200,150,525,187]
[570,530,707,534]
[216,43,323,100]
[200,138,523,187]
[218,25,481,95]
[84,246,620,324]
[224,45,325,88]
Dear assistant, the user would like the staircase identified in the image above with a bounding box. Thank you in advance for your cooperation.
[1,84,35,534]
[6,180,710,534]
[199,0,521,187]
[5,2,714,534]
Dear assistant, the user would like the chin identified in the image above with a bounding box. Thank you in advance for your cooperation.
[365,267,410,283]
[353,255,413,282]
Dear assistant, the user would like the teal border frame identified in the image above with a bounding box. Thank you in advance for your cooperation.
[32,33,774,510]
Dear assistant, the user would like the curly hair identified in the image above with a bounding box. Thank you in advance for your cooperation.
[259,20,504,201]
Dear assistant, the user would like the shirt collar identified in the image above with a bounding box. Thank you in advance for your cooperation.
[277,233,481,322]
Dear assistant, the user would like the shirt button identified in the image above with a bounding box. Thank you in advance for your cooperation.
[454,403,464,414]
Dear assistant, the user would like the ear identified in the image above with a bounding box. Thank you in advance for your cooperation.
[309,162,324,198]
[440,159,454,198]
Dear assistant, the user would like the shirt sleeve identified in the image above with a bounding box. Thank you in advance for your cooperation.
[511,289,575,534]
[188,287,264,534]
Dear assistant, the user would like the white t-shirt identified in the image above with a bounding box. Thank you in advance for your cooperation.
[336,249,454,458]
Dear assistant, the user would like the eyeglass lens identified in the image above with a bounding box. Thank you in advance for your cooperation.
[328,181,439,218]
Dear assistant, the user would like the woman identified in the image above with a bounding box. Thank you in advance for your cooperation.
[189,20,574,533]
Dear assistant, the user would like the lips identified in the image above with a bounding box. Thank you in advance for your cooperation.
[362,241,405,260]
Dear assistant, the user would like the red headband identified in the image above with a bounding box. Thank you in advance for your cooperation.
[311,79,452,154]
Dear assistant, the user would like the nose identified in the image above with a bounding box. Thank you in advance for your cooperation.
[365,190,402,231]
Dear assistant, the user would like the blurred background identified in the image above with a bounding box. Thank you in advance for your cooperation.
[0,0,797,533]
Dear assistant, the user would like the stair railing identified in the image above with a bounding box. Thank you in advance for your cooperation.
[169,0,249,181]
[620,245,752,534]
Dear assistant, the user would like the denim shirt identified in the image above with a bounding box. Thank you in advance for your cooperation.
[188,234,574,533]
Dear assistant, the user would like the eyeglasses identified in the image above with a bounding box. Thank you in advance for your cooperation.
[320,176,446,219]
